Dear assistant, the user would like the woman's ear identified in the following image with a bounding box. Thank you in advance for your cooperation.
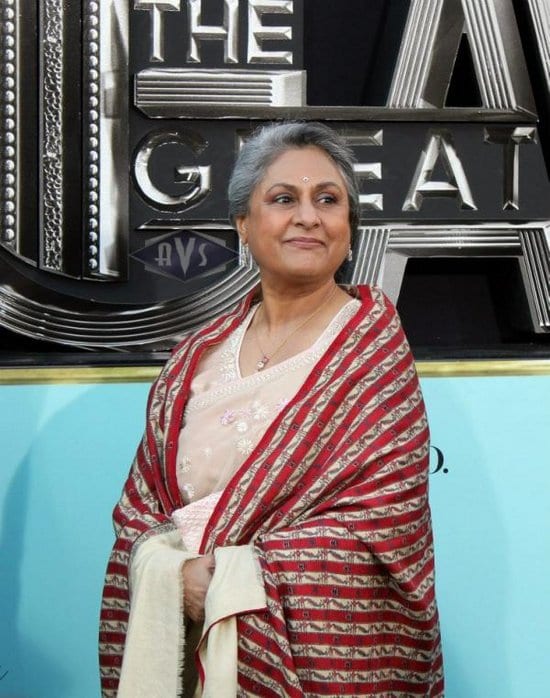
[235,216,248,244]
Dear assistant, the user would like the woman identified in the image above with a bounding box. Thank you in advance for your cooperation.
[99,122,444,697]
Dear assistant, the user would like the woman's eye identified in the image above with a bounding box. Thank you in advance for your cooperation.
[318,194,337,204]
[273,194,294,204]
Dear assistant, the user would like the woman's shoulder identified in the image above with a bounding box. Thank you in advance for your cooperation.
[350,284,400,320]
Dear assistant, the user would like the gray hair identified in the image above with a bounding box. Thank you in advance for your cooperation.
[228,121,360,238]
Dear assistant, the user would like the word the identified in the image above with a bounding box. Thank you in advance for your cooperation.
[134,0,294,64]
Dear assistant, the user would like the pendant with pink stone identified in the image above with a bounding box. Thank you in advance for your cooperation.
[256,356,269,371]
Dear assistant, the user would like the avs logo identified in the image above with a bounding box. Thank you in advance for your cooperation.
[131,227,239,283]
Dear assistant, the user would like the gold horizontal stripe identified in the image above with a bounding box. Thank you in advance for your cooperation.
[0,366,161,385]
[1,358,550,385]
[416,359,550,377]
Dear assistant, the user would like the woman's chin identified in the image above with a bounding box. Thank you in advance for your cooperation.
[261,265,338,288]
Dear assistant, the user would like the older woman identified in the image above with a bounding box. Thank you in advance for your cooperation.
[99,122,444,697]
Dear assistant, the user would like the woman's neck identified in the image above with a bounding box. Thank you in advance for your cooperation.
[257,280,349,331]
[238,280,354,376]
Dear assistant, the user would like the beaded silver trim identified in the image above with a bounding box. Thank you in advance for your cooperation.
[1,0,17,247]
[83,0,101,273]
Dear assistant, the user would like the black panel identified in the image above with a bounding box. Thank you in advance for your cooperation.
[304,0,410,106]
[397,257,550,358]
[445,35,483,107]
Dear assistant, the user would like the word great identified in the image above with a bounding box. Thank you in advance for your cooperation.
[133,126,537,216]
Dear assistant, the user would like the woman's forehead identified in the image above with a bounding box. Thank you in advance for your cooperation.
[260,146,346,186]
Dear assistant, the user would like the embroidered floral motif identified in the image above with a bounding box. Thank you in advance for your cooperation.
[179,456,191,473]
[251,401,269,420]
[275,398,290,411]
[181,482,196,501]
[220,409,235,425]
[236,437,254,455]
[217,398,281,458]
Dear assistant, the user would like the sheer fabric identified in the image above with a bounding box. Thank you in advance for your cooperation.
[171,299,360,551]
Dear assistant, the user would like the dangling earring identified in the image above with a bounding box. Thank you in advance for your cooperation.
[347,246,353,263]
[240,241,250,266]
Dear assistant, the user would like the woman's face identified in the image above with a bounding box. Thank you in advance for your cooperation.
[236,146,351,289]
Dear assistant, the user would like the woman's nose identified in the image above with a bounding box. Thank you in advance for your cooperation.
[293,199,320,227]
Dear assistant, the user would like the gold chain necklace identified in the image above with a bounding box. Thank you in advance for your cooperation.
[254,285,338,371]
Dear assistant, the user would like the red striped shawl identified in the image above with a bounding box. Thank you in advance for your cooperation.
[99,286,444,696]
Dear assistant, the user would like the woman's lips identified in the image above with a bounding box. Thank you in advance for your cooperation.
[284,237,325,249]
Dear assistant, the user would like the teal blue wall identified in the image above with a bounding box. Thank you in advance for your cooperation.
[1,375,549,697]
